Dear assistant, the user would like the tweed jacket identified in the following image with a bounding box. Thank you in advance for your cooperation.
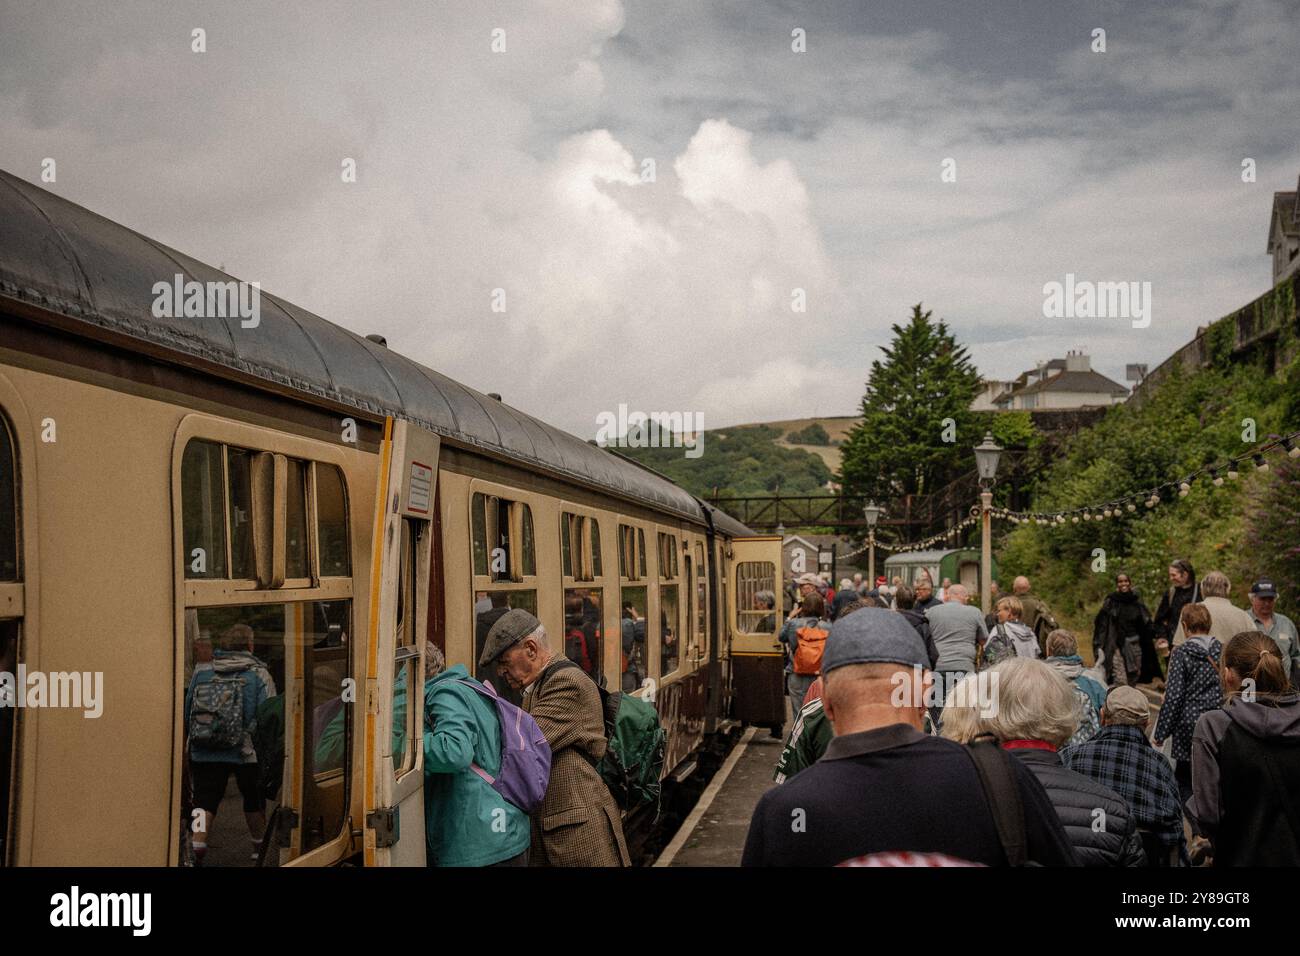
[524,657,630,867]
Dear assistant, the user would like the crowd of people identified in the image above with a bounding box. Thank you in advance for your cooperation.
[752,563,1300,867]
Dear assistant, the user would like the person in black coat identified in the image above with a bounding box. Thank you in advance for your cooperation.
[981,658,1146,866]
[1093,573,1157,686]
[892,583,940,669]
[1153,559,1199,664]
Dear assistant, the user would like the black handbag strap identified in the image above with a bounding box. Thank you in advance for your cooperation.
[965,736,1029,866]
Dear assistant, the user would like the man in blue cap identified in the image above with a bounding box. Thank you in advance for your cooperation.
[741,608,1075,866]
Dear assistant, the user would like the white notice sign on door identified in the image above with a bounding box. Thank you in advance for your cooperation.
[408,461,433,514]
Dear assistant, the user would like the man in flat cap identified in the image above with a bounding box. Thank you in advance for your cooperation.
[479,608,629,867]
[742,607,1074,866]
[1062,685,1186,866]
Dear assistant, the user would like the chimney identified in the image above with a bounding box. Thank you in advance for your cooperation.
[1065,350,1089,372]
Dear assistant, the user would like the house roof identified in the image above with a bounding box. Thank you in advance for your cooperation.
[1002,368,1128,400]
[1268,185,1300,251]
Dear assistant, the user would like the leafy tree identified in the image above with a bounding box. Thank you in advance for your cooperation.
[1245,454,1300,604]
[838,303,982,505]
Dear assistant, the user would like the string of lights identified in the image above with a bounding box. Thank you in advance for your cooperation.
[989,429,1300,528]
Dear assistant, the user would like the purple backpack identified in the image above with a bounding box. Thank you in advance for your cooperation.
[455,679,551,813]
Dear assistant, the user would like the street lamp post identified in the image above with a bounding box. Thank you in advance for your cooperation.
[862,500,884,586]
[973,432,1004,615]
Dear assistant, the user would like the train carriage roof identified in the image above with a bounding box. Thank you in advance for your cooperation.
[0,169,750,530]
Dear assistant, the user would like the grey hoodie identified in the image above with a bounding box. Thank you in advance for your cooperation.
[1189,692,1300,838]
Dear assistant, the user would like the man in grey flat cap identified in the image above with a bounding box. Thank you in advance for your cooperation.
[478,608,629,867]
[742,608,1075,867]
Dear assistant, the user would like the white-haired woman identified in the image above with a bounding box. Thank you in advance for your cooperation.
[981,658,1146,866]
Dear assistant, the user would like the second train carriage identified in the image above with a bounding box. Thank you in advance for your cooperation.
[0,169,786,866]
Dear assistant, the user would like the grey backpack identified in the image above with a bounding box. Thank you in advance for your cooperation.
[190,673,247,750]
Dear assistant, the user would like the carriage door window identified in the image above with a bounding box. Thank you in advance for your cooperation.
[0,415,20,865]
[392,518,421,778]
[735,561,777,634]
[180,439,353,867]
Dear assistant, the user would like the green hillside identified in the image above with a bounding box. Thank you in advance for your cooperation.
[990,285,1300,637]
[613,422,833,497]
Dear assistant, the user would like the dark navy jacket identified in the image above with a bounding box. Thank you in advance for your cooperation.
[742,723,1077,866]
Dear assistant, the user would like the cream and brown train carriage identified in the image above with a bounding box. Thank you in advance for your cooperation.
[0,170,782,867]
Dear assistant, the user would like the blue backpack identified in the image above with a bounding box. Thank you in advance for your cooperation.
[455,679,552,814]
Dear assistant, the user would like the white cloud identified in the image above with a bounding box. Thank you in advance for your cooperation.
[0,0,1295,438]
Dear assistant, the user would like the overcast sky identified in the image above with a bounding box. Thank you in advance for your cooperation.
[2,0,1297,437]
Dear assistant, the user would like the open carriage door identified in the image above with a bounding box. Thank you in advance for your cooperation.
[726,535,787,727]
[365,418,440,866]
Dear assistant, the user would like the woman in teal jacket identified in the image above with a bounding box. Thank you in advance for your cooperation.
[423,654,531,867]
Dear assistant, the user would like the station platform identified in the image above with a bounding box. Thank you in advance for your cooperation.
[655,726,780,867]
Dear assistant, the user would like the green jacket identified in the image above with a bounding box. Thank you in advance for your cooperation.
[773,698,834,783]
[774,700,939,782]
[423,665,530,867]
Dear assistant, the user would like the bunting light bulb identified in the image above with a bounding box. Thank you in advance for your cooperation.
[1179,482,1190,497]
[1254,454,1269,473]
[1227,466,1239,480]
[1126,502,1136,512]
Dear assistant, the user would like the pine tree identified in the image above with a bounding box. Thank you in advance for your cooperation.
[838,303,982,510]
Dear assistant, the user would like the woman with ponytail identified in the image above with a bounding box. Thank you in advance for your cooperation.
[1189,630,1300,866]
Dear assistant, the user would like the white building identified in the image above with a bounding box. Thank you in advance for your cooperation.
[993,351,1128,411]
[970,378,1016,412]
[1268,174,1300,286]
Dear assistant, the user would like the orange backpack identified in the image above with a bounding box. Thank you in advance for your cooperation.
[792,623,830,676]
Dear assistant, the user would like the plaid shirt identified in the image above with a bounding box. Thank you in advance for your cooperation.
[1061,724,1185,851]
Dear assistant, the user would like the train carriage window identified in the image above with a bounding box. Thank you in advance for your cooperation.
[184,599,351,867]
[684,556,694,662]
[316,465,350,576]
[177,437,355,866]
[228,448,255,580]
[695,544,708,658]
[657,532,678,580]
[560,516,573,577]
[0,421,13,581]
[561,513,603,583]
[181,440,227,579]
[471,492,488,575]
[472,590,537,707]
[660,584,680,676]
[618,524,647,581]
[564,588,603,682]
[472,493,535,583]
[620,587,648,693]
[521,505,536,577]
[286,458,309,581]
[736,561,778,634]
